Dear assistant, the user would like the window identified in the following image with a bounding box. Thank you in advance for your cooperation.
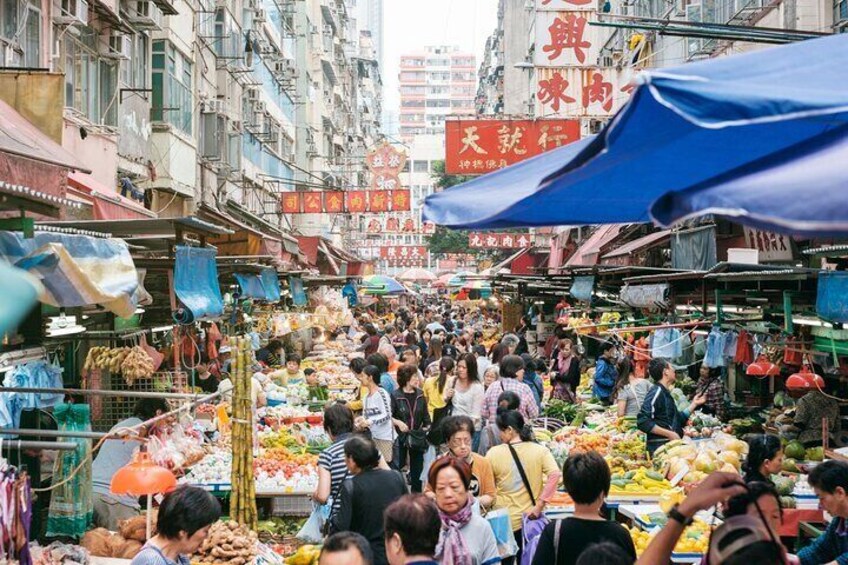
[413,160,428,173]
[23,5,40,68]
[120,33,148,88]
[214,8,241,59]
[151,40,192,134]
[836,0,848,29]
[63,28,117,126]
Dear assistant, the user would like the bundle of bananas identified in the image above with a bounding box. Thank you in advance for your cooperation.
[83,347,132,373]
[610,467,674,495]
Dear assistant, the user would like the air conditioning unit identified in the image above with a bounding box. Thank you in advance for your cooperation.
[253,8,266,22]
[272,59,295,74]
[229,119,242,134]
[54,0,88,26]
[101,32,131,59]
[202,99,224,113]
[253,100,266,114]
[246,87,260,101]
[127,0,162,29]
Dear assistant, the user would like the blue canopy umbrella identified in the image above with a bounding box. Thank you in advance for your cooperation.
[361,274,406,295]
[424,34,848,235]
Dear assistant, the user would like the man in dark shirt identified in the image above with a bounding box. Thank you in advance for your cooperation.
[638,358,705,455]
[256,339,284,367]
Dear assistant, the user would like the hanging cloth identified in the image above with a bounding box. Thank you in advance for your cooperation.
[783,336,803,366]
[703,327,726,368]
[734,330,753,365]
[46,404,93,539]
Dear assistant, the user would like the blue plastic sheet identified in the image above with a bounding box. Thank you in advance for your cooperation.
[0,261,39,336]
[0,232,139,317]
[570,276,595,303]
[174,245,224,321]
[289,276,307,306]
[260,268,281,301]
[234,269,281,302]
[817,271,848,324]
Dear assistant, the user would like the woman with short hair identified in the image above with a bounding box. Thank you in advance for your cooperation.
[130,486,221,565]
[391,365,430,492]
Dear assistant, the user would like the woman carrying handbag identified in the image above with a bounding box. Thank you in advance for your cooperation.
[391,365,431,492]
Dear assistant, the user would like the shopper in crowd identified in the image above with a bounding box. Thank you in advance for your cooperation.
[593,341,619,405]
[426,416,496,511]
[304,368,328,402]
[500,334,521,356]
[212,344,232,377]
[333,436,408,565]
[474,345,492,381]
[391,364,430,492]
[378,342,402,377]
[319,532,374,565]
[404,331,419,351]
[193,363,219,394]
[519,354,545,410]
[284,353,305,383]
[477,392,520,457]
[426,316,447,335]
[428,457,501,565]
[481,355,539,424]
[130,486,221,565]
[347,358,369,412]
[797,460,848,565]
[362,324,382,357]
[380,325,397,350]
[356,365,395,465]
[514,316,531,356]
[451,353,485,449]
[532,451,636,565]
[256,339,284,367]
[613,357,651,418]
[418,329,432,360]
[637,358,706,455]
[695,364,727,420]
[490,343,510,368]
[486,410,560,564]
[549,336,581,403]
[368,352,396,394]
[790,382,840,447]
[422,337,444,378]
[743,434,783,485]
[724,480,783,535]
[483,365,500,390]
[93,398,170,530]
[384,494,442,565]
[423,356,454,420]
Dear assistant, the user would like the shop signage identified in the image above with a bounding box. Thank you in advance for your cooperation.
[535,11,610,67]
[280,190,411,214]
[535,68,637,118]
[468,232,535,249]
[445,119,580,175]
[367,142,407,192]
[363,216,437,234]
[380,246,428,266]
[743,227,795,262]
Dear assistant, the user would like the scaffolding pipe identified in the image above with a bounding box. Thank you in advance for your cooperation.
[1,440,78,451]
[0,428,113,440]
[0,386,211,400]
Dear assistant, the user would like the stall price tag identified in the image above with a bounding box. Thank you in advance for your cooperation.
[670,463,690,487]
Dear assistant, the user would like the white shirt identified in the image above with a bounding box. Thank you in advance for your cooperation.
[476,356,492,381]
[452,381,485,431]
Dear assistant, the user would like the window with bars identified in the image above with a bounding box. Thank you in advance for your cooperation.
[63,28,118,126]
[151,39,192,134]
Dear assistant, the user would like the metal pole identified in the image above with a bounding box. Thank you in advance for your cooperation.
[2,440,78,451]
[0,428,113,440]
[0,386,209,400]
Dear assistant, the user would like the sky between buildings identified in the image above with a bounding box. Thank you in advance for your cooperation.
[382,0,499,136]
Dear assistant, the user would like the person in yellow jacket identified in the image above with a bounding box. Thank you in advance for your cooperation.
[347,358,369,412]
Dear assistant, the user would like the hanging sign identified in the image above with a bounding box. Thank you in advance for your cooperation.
[280,190,411,214]
[743,227,795,262]
[468,233,535,249]
[445,119,580,175]
[535,68,637,118]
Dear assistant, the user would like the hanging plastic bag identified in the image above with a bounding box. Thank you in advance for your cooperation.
[486,508,518,559]
[296,504,327,544]
[140,334,165,372]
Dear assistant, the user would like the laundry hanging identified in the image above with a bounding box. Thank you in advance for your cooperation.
[0,361,64,431]
[46,404,93,539]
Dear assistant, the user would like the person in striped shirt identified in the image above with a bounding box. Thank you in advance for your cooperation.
[480,355,539,425]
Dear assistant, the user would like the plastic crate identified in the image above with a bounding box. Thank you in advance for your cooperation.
[270,494,313,517]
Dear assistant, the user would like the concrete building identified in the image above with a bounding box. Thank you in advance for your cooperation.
[398,45,477,142]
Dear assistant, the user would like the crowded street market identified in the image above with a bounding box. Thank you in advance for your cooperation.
[0,2,847,564]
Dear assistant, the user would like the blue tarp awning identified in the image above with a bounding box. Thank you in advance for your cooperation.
[423,34,848,235]
[235,268,281,302]
[174,245,224,321]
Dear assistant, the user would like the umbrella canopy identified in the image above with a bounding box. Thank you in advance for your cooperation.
[461,279,491,290]
[361,274,406,295]
[432,272,456,288]
[448,271,476,287]
[397,268,436,283]
[423,34,848,235]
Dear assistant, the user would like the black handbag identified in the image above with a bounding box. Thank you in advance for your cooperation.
[407,429,429,451]
[427,401,453,445]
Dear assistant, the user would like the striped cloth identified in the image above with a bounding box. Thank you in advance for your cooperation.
[318,433,352,522]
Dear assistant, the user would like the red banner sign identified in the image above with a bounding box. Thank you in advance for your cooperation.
[445,119,580,175]
[280,190,411,214]
[380,246,428,266]
[468,233,535,249]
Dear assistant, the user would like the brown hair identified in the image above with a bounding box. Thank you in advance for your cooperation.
[384,494,441,558]
[397,364,419,389]
[427,455,472,491]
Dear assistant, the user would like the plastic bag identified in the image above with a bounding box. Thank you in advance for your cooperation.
[486,508,518,558]
[521,514,550,565]
[140,334,164,372]
[296,504,326,544]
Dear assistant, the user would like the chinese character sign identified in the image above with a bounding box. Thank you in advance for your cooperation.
[468,233,535,249]
[281,190,411,214]
[281,192,300,214]
[535,11,609,67]
[379,246,428,266]
[535,68,638,118]
[367,141,406,192]
[536,0,593,9]
[446,119,580,175]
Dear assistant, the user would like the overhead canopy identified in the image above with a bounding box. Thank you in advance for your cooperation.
[67,171,156,221]
[601,229,671,261]
[0,99,89,172]
[566,225,624,267]
[361,274,406,295]
[423,34,848,235]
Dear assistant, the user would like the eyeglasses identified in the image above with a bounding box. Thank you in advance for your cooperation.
[450,437,472,446]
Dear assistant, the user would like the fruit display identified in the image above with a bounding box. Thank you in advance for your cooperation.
[609,468,676,496]
[683,411,724,439]
[83,346,131,373]
[784,440,806,460]
[193,520,258,565]
[284,544,321,565]
[652,433,747,487]
[609,433,646,461]
[629,520,711,555]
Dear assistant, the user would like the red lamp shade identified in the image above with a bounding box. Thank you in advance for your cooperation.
[746,354,780,378]
[111,452,177,496]
[785,365,825,392]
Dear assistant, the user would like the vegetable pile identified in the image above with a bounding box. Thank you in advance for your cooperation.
[193,520,258,565]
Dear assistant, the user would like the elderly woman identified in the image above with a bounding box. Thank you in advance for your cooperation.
[428,457,501,565]
[426,416,495,510]
[130,486,221,565]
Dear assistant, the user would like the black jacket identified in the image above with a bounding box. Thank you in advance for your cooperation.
[637,383,686,454]
[549,349,581,392]
[332,469,408,565]
[390,387,430,432]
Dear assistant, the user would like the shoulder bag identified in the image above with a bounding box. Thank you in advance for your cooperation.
[507,443,550,565]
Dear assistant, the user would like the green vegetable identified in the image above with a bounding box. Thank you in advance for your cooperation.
[785,441,806,460]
